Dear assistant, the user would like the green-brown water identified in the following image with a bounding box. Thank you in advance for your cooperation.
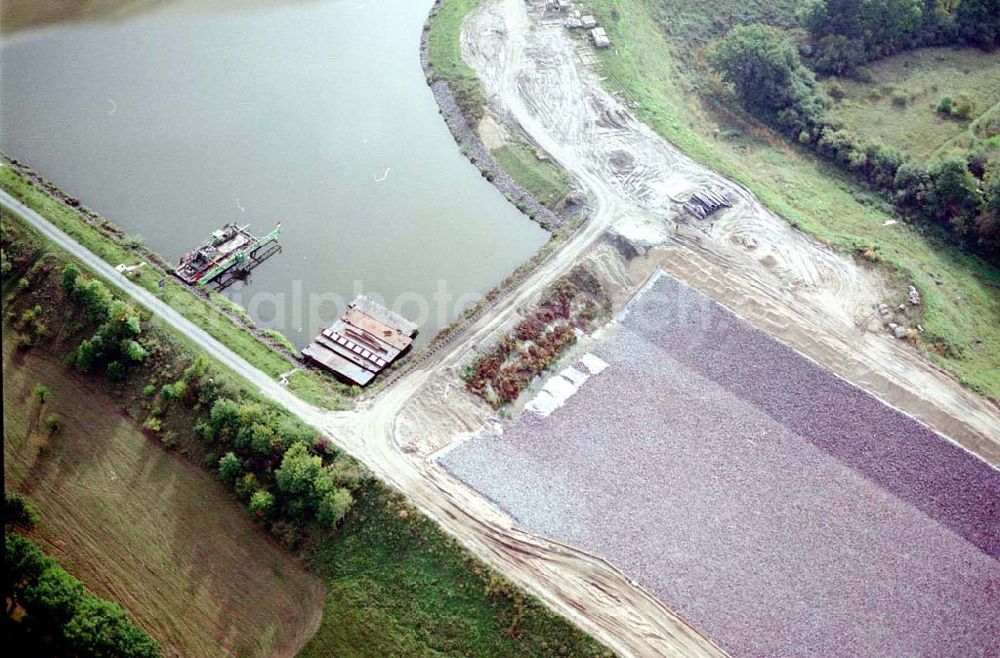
[1,0,547,347]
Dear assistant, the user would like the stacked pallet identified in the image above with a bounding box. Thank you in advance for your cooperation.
[682,189,732,220]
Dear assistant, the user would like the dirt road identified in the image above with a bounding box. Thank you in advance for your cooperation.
[4,0,999,654]
[460,0,1000,459]
[3,179,724,656]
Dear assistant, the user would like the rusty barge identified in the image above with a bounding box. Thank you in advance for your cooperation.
[303,296,418,387]
[173,222,282,288]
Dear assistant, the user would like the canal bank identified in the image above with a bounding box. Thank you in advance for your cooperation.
[0,0,548,349]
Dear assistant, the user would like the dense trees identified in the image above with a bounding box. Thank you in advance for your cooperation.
[709,18,1000,264]
[203,396,358,536]
[64,270,149,376]
[925,158,983,233]
[802,0,925,71]
[5,532,160,657]
[956,0,1000,47]
[802,0,1000,73]
[708,24,829,133]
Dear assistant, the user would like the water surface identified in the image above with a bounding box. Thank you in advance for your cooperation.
[1,0,547,346]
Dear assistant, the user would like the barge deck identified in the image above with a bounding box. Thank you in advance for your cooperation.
[302,296,418,386]
[173,222,281,288]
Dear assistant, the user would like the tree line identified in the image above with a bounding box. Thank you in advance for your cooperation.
[12,251,364,555]
[802,0,1000,74]
[4,493,161,658]
[708,15,1000,264]
[57,263,365,549]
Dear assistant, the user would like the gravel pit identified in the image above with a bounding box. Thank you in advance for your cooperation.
[441,271,1000,658]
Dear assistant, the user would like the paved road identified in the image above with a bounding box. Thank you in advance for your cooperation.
[0,188,327,427]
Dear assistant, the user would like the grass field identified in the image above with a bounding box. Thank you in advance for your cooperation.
[825,47,1000,161]
[3,208,609,658]
[299,484,611,658]
[0,165,353,410]
[2,338,325,658]
[586,0,1000,399]
[427,0,490,122]
[492,141,572,207]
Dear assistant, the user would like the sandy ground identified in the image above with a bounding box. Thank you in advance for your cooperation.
[459,0,1000,460]
[6,0,1000,655]
[478,114,510,150]
[441,272,1000,658]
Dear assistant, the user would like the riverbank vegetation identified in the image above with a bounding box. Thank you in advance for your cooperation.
[586,0,1000,398]
[493,141,574,208]
[465,267,610,407]
[2,211,610,656]
[427,0,489,123]
[0,159,356,410]
[427,0,573,211]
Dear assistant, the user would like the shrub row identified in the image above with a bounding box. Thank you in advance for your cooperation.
[1,217,364,551]
[709,23,1000,263]
[465,268,609,407]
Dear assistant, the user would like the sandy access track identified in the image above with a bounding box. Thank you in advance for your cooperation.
[460,0,1000,458]
[4,1,1000,656]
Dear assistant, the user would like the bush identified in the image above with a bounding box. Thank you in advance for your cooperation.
[44,414,62,434]
[249,490,275,519]
[218,452,243,483]
[317,488,353,529]
[123,234,144,249]
[952,95,974,120]
[106,360,125,381]
[34,383,51,404]
[5,491,40,529]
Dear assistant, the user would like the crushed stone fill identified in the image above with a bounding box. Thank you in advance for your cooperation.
[442,271,1000,658]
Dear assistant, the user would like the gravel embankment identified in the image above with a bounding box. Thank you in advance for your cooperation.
[419,2,565,229]
[442,272,1000,658]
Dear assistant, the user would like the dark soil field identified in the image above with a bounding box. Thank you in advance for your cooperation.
[3,337,325,658]
[443,271,1000,658]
